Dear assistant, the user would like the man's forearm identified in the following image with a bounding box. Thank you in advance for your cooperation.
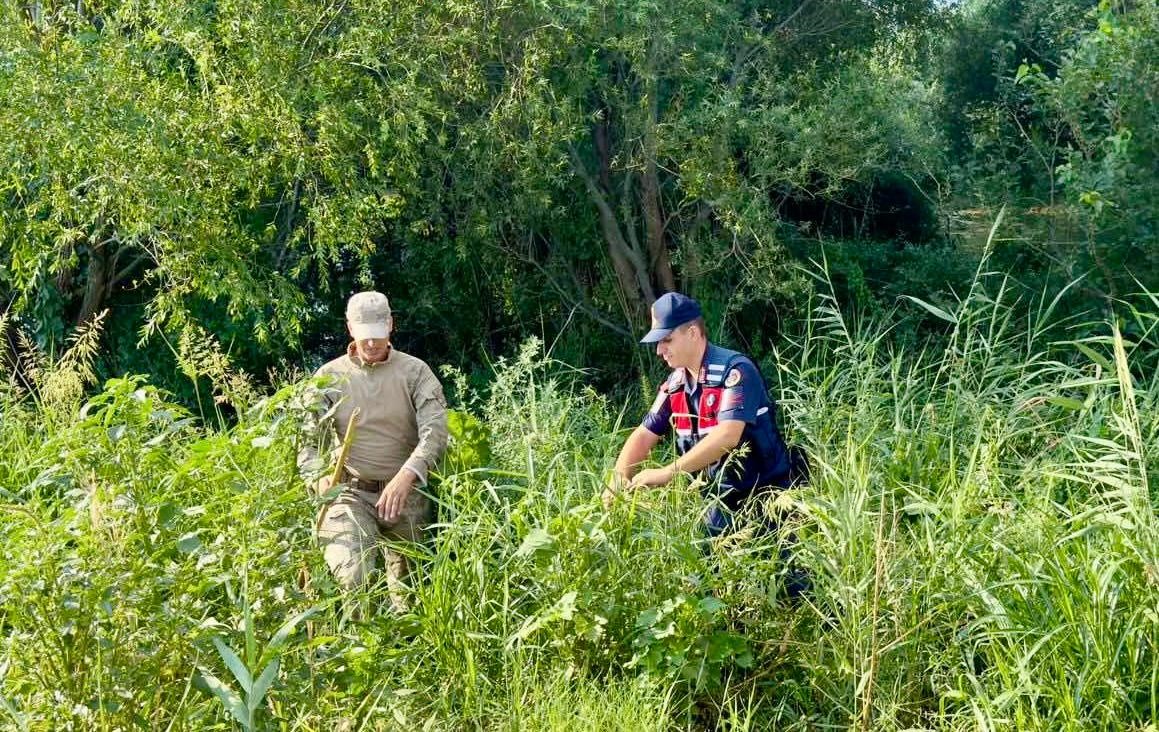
[405,409,447,484]
[614,426,661,477]
[404,371,448,484]
[664,421,744,475]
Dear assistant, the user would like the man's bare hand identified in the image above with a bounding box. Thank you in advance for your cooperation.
[313,475,334,498]
[376,470,417,522]
[602,473,630,509]
[629,465,675,489]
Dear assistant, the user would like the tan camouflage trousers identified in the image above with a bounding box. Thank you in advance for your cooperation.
[316,486,432,613]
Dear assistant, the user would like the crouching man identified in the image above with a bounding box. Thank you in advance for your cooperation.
[604,292,793,537]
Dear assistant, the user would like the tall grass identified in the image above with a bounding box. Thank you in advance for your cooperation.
[771,256,1158,729]
[0,267,1155,729]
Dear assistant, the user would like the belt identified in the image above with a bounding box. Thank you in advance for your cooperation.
[346,475,386,492]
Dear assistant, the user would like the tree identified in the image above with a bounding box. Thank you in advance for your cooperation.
[940,0,1158,300]
[1,0,946,385]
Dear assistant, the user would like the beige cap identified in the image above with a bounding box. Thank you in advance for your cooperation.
[346,291,392,340]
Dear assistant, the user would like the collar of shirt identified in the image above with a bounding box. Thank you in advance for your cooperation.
[345,342,394,368]
[681,341,718,394]
[682,371,699,395]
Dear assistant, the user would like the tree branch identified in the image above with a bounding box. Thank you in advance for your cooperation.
[491,236,634,338]
[641,71,676,293]
[569,145,656,304]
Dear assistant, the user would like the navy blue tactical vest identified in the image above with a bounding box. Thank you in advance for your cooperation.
[660,343,791,507]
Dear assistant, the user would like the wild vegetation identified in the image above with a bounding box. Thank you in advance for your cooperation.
[3,0,1156,391]
[2,256,1156,729]
[2,0,1158,729]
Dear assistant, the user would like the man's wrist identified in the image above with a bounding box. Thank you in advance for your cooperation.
[401,461,427,485]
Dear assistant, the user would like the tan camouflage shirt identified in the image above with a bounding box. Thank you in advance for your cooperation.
[297,344,448,484]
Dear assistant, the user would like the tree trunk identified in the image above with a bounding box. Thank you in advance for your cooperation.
[22,2,43,29]
[571,121,656,309]
[641,79,676,294]
[274,178,303,272]
[76,240,109,327]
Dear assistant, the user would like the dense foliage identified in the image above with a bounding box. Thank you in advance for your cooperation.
[1,267,1156,729]
[944,0,1159,301]
[2,2,1158,728]
[9,0,1156,391]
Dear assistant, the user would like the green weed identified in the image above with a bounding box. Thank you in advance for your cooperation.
[0,267,1155,729]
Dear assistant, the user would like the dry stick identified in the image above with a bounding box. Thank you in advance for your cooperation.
[299,408,361,639]
[315,406,362,534]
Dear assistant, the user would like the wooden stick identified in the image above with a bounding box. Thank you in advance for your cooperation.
[300,407,363,597]
[328,407,362,491]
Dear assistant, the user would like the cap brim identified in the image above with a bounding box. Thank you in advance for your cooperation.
[640,327,673,344]
[350,322,389,340]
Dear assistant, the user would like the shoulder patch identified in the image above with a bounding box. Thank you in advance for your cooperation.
[724,368,743,388]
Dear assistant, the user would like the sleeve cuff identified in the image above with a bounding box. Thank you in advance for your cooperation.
[641,420,668,436]
[402,461,428,485]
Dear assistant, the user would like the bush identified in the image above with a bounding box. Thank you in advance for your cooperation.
[1,266,1156,729]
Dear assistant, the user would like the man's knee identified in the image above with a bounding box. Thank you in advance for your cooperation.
[318,502,379,591]
[322,538,376,591]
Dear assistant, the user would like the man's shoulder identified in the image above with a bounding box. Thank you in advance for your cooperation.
[705,343,761,386]
[662,369,685,393]
[390,350,442,384]
[315,353,354,377]
[706,342,752,364]
[389,349,433,371]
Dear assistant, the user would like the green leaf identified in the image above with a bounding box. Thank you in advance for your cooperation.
[212,636,253,696]
[900,295,957,324]
[248,659,279,714]
[176,532,202,554]
[552,591,578,621]
[1072,342,1113,371]
[697,596,725,615]
[514,528,554,558]
[263,605,323,662]
[902,500,940,517]
[636,607,662,629]
[195,670,248,727]
[507,614,544,646]
[157,502,179,526]
[1046,396,1084,411]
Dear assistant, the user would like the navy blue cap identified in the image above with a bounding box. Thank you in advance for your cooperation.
[640,292,702,343]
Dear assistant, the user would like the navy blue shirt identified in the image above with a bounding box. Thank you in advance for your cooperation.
[642,343,791,507]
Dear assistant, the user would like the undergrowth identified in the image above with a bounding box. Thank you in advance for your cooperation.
[0,266,1156,730]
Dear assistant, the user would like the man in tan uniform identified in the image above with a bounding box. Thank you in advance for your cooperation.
[298,291,448,611]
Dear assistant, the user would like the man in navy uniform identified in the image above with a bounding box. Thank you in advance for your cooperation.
[604,292,793,536]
